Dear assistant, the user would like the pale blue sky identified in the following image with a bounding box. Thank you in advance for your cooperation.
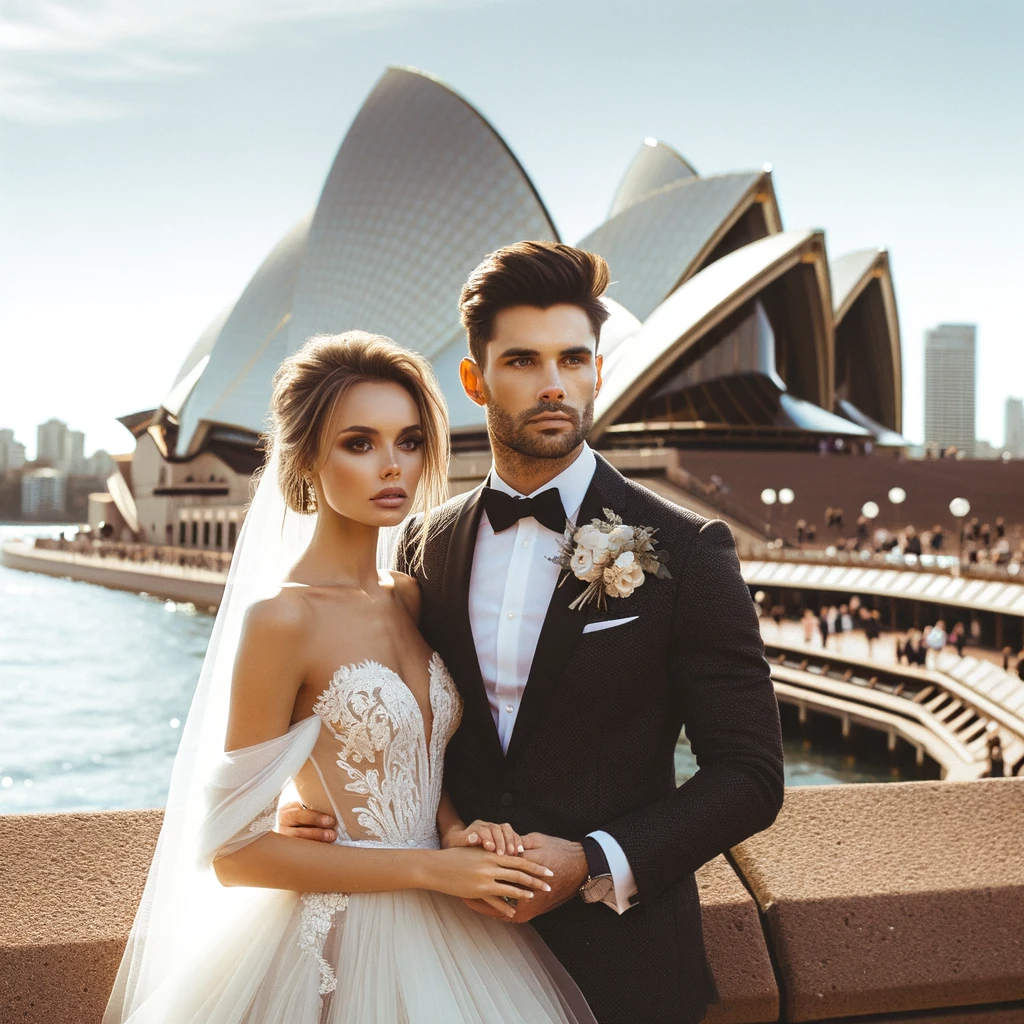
[2,0,1022,458]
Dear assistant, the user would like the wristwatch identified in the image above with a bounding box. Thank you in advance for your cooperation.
[578,836,614,904]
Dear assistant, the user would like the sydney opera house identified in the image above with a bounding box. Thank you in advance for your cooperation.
[114,65,906,549]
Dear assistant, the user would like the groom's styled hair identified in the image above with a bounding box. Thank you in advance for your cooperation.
[459,241,611,365]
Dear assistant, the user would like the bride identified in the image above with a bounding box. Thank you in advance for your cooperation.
[104,332,595,1023]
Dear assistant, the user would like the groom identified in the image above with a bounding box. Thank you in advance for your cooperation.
[283,241,784,1023]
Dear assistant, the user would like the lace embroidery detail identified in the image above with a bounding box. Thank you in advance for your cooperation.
[298,892,349,994]
[311,653,461,848]
[247,805,277,836]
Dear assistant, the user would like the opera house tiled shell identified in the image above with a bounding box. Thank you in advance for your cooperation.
[124,64,905,477]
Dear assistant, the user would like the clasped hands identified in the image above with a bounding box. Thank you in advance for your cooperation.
[276,803,587,923]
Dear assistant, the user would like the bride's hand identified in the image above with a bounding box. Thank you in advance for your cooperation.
[442,819,524,856]
[428,848,554,919]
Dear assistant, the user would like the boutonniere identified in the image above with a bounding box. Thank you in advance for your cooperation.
[550,508,671,611]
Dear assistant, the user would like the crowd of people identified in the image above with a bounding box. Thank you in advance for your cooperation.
[786,511,1024,577]
[35,535,232,573]
[758,592,1024,683]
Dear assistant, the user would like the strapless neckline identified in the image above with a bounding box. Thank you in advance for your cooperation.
[312,653,448,768]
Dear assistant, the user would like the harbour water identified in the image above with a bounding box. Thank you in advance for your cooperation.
[2,525,901,816]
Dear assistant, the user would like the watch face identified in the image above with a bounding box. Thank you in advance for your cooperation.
[583,875,614,903]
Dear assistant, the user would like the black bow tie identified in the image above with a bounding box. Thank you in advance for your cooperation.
[481,486,567,535]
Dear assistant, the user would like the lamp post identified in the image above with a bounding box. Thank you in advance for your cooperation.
[949,497,971,557]
[778,487,795,542]
[861,501,880,552]
[760,488,777,539]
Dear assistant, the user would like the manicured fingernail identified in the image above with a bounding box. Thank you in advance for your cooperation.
[526,891,534,897]
[326,830,336,841]
[544,868,554,877]
[542,883,551,891]
[321,816,332,826]
[517,844,524,853]
[468,833,478,843]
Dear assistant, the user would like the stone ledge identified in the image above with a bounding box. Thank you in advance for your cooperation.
[0,811,775,1024]
[731,778,1024,1021]
[2,780,1021,1023]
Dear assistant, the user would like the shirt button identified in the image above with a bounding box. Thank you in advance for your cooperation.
[522,539,530,548]
[507,612,514,620]
[505,704,514,713]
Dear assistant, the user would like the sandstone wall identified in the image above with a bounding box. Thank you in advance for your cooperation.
[2,780,1022,1023]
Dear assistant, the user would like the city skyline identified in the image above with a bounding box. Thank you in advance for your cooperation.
[0,419,112,472]
[2,1,1023,457]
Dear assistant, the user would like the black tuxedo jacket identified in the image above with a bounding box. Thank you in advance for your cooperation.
[398,453,784,1024]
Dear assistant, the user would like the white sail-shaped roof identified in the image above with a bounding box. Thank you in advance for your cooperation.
[830,247,903,433]
[594,230,839,440]
[578,170,780,323]
[608,139,698,218]
[176,214,311,455]
[285,66,558,360]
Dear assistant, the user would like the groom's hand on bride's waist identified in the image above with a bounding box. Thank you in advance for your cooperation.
[277,801,338,843]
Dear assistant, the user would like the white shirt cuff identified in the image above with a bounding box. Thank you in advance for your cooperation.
[586,830,638,915]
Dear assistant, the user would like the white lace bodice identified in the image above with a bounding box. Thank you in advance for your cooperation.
[303,652,462,851]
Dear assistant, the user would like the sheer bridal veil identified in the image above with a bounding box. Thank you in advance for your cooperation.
[104,446,401,1022]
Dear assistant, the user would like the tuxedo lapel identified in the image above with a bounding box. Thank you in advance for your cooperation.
[505,455,629,763]
[440,484,505,769]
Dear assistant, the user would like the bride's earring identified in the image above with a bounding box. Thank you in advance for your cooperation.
[304,477,318,514]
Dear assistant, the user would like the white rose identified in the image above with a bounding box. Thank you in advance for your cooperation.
[570,547,595,579]
[603,551,646,598]
[576,528,612,567]
[576,527,609,551]
[606,524,634,555]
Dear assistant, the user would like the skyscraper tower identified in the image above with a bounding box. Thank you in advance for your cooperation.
[924,324,976,457]
[1006,396,1024,458]
[36,418,68,467]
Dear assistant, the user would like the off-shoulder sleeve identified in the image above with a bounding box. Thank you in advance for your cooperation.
[197,715,321,868]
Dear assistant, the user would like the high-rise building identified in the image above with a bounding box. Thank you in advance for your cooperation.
[21,469,66,518]
[0,429,27,472]
[924,324,976,457]
[1006,396,1024,457]
[36,419,68,467]
[66,430,86,474]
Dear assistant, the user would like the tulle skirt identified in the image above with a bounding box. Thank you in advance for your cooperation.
[125,885,594,1024]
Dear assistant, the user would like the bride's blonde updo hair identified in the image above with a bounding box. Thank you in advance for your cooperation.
[267,330,450,568]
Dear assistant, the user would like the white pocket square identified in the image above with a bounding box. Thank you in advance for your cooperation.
[582,615,639,634]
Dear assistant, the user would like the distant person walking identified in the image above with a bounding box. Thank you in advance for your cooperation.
[864,610,881,656]
[925,621,948,668]
[951,622,967,658]
[818,606,830,648]
[801,608,816,644]
[832,604,845,651]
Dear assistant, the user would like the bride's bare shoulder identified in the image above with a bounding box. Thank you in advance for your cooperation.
[241,587,314,644]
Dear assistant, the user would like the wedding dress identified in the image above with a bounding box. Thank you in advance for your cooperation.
[104,448,593,1024]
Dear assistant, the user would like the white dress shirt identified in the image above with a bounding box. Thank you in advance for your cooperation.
[468,443,637,914]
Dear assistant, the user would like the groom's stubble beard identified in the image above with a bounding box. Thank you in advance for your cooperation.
[483,387,595,470]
